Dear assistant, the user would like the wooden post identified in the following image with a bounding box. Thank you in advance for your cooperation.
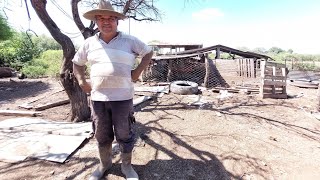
[245,59,249,77]
[204,55,210,87]
[242,59,246,77]
[236,59,240,76]
[167,59,173,82]
[281,67,287,94]
[260,60,266,96]
[250,58,255,78]
[271,66,276,95]
[216,47,221,59]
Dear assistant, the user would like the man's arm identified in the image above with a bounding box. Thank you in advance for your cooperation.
[131,51,153,81]
[73,64,91,93]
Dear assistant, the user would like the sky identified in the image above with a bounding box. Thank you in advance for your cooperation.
[2,0,320,54]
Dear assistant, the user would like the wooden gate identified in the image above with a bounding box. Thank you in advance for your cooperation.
[236,58,256,78]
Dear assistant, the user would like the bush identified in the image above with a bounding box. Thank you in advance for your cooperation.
[0,32,62,70]
[0,32,40,69]
[21,50,63,78]
[21,65,47,78]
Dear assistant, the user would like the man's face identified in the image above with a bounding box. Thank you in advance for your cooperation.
[96,15,118,34]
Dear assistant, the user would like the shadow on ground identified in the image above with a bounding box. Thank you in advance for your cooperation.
[0,79,50,103]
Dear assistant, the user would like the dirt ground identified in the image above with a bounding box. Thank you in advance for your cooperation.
[0,77,320,180]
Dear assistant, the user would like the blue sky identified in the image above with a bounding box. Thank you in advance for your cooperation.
[3,0,320,54]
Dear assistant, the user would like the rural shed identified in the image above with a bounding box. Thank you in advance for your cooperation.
[142,44,272,88]
[173,44,271,60]
[148,41,203,55]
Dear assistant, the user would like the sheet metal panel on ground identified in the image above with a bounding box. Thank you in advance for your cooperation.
[0,117,92,163]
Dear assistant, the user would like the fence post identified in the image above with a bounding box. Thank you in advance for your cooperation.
[204,54,211,87]
[167,59,173,82]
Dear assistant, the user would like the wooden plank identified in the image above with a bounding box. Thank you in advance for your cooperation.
[242,59,246,77]
[0,110,41,117]
[247,59,250,77]
[251,58,255,78]
[204,56,210,87]
[34,99,70,111]
[260,60,266,78]
[245,59,248,77]
[211,87,260,94]
[263,75,287,80]
[262,80,286,86]
[263,89,286,94]
[236,59,240,76]
[262,93,287,99]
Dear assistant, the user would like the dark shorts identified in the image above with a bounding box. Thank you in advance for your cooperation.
[91,99,135,153]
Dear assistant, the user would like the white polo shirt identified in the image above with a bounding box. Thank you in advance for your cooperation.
[72,32,152,101]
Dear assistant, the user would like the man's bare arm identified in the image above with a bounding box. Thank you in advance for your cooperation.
[73,64,92,93]
[131,51,153,81]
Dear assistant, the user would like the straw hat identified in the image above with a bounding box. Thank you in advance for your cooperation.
[83,0,127,21]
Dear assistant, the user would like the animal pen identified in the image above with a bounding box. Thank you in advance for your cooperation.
[142,53,228,88]
[144,45,262,81]
[142,55,261,86]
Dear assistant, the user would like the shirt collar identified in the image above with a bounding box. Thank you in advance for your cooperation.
[96,31,122,43]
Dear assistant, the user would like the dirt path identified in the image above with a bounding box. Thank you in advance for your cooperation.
[0,78,320,180]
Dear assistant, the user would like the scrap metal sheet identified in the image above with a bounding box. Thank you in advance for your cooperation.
[0,117,92,163]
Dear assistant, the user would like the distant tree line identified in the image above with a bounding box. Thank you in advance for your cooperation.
[238,46,320,62]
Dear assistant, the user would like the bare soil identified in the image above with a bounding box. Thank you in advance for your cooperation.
[0,77,320,180]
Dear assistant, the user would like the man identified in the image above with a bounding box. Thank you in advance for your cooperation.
[72,1,153,180]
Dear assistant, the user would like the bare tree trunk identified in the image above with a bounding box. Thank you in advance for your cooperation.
[31,0,90,122]
[29,0,163,121]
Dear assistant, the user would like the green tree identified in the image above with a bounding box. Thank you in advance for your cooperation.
[0,32,39,68]
[0,14,13,40]
[253,47,267,54]
[0,32,62,68]
[268,47,284,54]
[32,34,62,51]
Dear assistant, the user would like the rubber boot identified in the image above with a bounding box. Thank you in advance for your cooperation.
[89,144,113,180]
[121,152,139,180]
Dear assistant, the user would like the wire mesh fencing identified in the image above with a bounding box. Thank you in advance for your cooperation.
[141,56,229,88]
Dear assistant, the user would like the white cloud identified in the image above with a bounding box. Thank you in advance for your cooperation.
[192,8,224,21]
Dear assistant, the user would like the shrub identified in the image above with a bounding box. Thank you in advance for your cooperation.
[21,50,63,78]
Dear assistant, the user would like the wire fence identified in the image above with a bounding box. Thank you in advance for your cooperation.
[284,59,320,72]
[141,57,320,89]
[142,56,229,88]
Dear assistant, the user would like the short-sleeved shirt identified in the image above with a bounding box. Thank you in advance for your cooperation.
[72,32,152,101]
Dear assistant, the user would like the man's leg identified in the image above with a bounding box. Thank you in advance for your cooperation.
[89,101,114,180]
[111,99,138,180]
